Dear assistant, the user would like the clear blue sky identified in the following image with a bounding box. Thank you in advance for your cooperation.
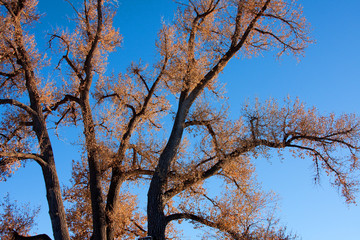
[1,0,360,239]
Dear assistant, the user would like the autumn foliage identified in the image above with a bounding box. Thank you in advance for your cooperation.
[0,194,40,240]
[0,0,359,240]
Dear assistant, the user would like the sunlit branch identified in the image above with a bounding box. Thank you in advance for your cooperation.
[82,0,103,92]
[0,70,21,79]
[165,212,242,239]
[262,12,300,32]
[187,0,271,104]
[0,151,47,167]
[184,1,220,86]
[125,169,154,180]
[231,0,245,47]
[49,34,86,82]
[132,67,150,93]
[286,133,359,150]
[64,0,82,20]
[189,187,222,211]
[194,155,216,169]
[138,52,169,115]
[1,125,23,145]
[217,172,252,200]
[164,157,233,200]
[129,144,158,166]
[64,55,84,83]
[1,0,19,17]
[48,94,81,112]
[96,92,137,117]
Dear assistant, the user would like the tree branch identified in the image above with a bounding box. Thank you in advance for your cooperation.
[254,28,303,51]
[47,94,81,112]
[82,0,103,92]
[164,143,253,200]
[187,0,271,105]
[13,231,52,240]
[165,212,242,239]
[0,151,47,167]
[0,99,37,116]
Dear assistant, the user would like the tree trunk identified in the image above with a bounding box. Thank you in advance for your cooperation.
[87,152,107,240]
[80,99,107,240]
[26,65,70,240]
[105,168,126,240]
[41,160,70,240]
[31,108,70,240]
[147,98,189,239]
[147,173,167,240]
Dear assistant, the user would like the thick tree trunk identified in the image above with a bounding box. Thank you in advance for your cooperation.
[147,174,167,240]
[27,98,70,240]
[26,64,70,240]
[9,6,71,236]
[105,168,126,240]
[41,159,70,240]
[87,152,107,240]
[31,105,70,240]
[147,97,189,239]
[80,99,107,240]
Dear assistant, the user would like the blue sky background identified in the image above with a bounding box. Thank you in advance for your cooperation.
[1,0,360,239]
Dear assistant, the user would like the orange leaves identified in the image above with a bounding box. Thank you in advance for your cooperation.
[0,0,43,99]
[0,193,40,239]
[0,0,357,238]
[0,107,36,181]
[64,158,147,239]
[243,97,360,203]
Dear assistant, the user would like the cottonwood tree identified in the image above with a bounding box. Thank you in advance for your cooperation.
[145,0,359,239]
[0,0,70,239]
[47,0,163,238]
[1,0,360,240]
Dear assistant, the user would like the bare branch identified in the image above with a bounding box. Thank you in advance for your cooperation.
[254,28,304,51]
[0,99,37,116]
[0,152,47,167]
[165,212,242,239]
[47,94,81,112]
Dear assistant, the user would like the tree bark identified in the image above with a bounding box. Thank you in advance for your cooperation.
[41,157,70,240]
[147,173,167,240]
[147,96,189,239]
[19,34,70,240]
[29,84,70,240]
[105,168,126,240]
[80,99,107,240]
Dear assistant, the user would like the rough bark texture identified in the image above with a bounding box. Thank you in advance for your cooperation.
[12,7,70,239]
[147,97,189,239]
[80,98,107,240]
